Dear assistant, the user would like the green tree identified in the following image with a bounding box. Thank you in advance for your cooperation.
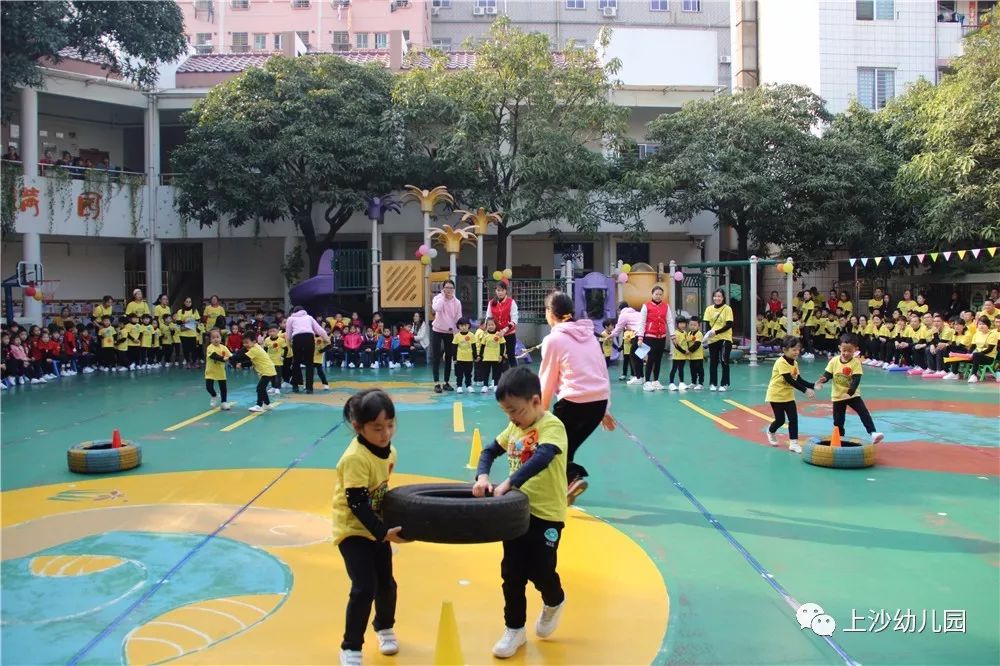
[393,18,636,268]
[893,13,1000,244]
[1,1,187,101]
[644,84,867,269]
[171,55,403,276]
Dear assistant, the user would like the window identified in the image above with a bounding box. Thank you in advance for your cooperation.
[375,32,388,48]
[553,243,594,276]
[332,31,349,48]
[432,0,451,6]
[475,0,496,7]
[356,32,369,48]
[432,38,452,51]
[858,67,895,109]
[296,30,310,48]
[195,33,214,54]
[616,242,650,267]
[231,32,249,52]
[682,0,701,11]
[231,0,250,9]
[650,0,669,10]
[403,29,410,43]
[599,0,617,8]
[857,0,893,20]
[291,0,311,7]
[637,143,660,159]
[566,0,585,9]
[253,33,267,50]
[937,1,958,22]
[274,33,284,50]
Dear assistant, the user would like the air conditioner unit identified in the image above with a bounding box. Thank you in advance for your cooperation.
[485,6,497,14]
[719,54,732,64]
[473,7,484,16]
[602,6,617,17]
[431,6,440,15]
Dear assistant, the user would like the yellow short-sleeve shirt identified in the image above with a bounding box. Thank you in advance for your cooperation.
[495,411,568,523]
[331,438,397,544]
[825,355,863,402]
[703,304,734,343]
[245,343,277,377]
[765,355,799,403]
[204,343,232,381]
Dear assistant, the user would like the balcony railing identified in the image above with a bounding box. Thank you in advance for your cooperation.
[2,160,147,184]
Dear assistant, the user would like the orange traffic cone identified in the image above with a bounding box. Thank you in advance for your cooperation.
[829,427,841,448]
[111,429,123,449]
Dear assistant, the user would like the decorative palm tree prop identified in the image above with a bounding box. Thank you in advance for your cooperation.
[457,207,503,318]
[365,195,401,307]
[429,225,478,284]
[404,185,455,323]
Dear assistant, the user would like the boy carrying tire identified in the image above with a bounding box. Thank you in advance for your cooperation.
[473,366,568,659]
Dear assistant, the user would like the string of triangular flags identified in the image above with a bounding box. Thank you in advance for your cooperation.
[849,247,998,268]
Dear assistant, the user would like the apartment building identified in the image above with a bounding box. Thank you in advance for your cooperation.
[175,0,432,53]
[733,0,995,112]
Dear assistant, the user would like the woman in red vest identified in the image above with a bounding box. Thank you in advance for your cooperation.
[485,282,519,369]
[637,285,676,392]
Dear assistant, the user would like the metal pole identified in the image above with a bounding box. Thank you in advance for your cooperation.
[423,211,431,329]
[749,255,758,366]
[371,217,379,309]
[616,259,624,305]
[785,257,794,336]
[668,259,677,313]
[449,252,457,285]
[477,234,484,320]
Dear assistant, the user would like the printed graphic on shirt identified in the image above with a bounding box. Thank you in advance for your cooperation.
[370,480,389,515]
[507,429,540,473]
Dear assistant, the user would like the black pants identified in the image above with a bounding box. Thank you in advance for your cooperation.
[801,326,815,354]
[455,360,473,387]
[970,351,994,374]
[339,536,397,651]
[833,396,876,435]
[99,348,115,369]
[501,516,565,630]
[669,359,686,384]
[431,330,453,384]
[291,333,315,391]
[504,334,517,369]
[628,347,644,378]
[256,375,272,406]
[689,359,704,385]
[644,337,667,382]
[313,363,328,385]
[205,379,228,402]
[394,345,411,364]
[478,360,502,385]
[128,347,141,365]
[180,336,197,364]
[769,400,798,440]
[552,398,608,482]
[378,348,393,366]
[708,340,732,387]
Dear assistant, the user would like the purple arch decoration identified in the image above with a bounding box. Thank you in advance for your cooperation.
[574,271,617,332]
[288,249,335,305]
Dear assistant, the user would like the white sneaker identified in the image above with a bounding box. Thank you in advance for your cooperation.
[457,386,464,393]
[321,384,330,390]
[17,377,26,385]
[871,432,884,444]
[643,381,655,392]
[341,361,347,368]
[801,353,815,360]
[481,385,489,393]
[678,382,688,391]
[372,362,380,369]
[405,361,413,368]
[943,372,957,380]
[627,377,643,386]
[210,397,220,408]
[248,405,264,412]
[38,377,48,383]
[31,378,42,384]
[339,649,362,666]
[83,367,95,373]
[264,403,274,411]
[348,363,356,368]
[767,432,779,446]
[719,386,728,392]
[535,600,565,639]
[789,441,802,454]
[492,627,527,659]
[221,402,232,411]
[129,364,136,370]
[376,628,399,655]
[709,385,718,391]
[693,384,703,391]
[968,375,979,383]
[652,381,665,391]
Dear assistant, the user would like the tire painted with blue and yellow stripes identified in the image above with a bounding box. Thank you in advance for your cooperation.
[67,440,142,474]
[802,437,875,469]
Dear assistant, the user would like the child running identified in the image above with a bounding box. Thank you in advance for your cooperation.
[204,329,233,410]
[241,335,277,412]
[333,389,404,666]
[813,334,884,443]
[764,336,816,454]
[473,366,569,659]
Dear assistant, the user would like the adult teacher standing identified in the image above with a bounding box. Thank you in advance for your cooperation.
[285,307,329,395]
[485,282,519,369]
[431,280,462,394]
[703,289,735,392]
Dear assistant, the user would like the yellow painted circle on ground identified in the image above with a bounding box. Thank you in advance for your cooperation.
[1,469,668,665]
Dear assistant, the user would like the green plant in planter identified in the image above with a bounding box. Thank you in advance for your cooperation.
[281,243,304,285]
[1,161,24,234]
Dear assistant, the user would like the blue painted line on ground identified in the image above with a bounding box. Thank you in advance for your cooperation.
[66,422,342,666]
[616,419,859,666]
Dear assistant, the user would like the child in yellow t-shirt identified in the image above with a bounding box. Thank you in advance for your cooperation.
[263,325,288,394]
[620,329,638,382]
[115,316,130,370]
[685,318,705,389]
[313,334,330,391]
[139,314,154,368]
[478,319,506,393]
[125,312,142,369]
[472,367,568,658]
[668,316,690,390]
[204,329,233,410]
[452,317,476,393]
[968,316,999,383]
[98,316,117,371]
[241,335,277,412]
[331,389,404,663]
[598,319,615,366]
[151,320,162,367]
[764,335,816,453]
[814,333,884,444]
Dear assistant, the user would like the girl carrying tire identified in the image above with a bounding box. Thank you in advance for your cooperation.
[537,291,615,504]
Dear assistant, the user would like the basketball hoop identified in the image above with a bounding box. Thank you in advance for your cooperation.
[36,279,60,305]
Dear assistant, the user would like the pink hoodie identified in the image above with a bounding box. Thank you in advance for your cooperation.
[539,318,611,410]
[610,307,642,338]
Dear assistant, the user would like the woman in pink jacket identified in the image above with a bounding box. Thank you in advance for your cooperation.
[284,307,329,394]
[539,291,616,504]
[431,280,463,393]
[610,302,644,384]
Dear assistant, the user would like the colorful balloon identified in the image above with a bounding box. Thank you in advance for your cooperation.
[492,270,503,281]
[776,263,786,273]
[428,248,439,259]
[784,263,794,274]
[673,271,684,282]
[420,255,431,265]
[418,244,429,255]
[503,268,513,279]
[617,273,628,284]
[414,249,423,258]
[33,291,44,301]
[621,263,632,274]
[23,286,36,297]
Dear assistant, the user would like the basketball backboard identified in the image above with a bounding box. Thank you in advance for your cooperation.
[16,261,43,287]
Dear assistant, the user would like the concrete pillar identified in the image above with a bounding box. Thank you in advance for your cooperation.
[146,241,163,300]
[21,88,41,323]
[145,95,162,298]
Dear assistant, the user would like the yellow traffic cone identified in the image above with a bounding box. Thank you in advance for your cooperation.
[466,428,482,470]
[433,601,465,665]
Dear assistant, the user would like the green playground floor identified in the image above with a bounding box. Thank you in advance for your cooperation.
[1,361,998,665]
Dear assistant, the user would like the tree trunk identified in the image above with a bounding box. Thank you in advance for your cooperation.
[495,225,510,272]
[305,240,331,279]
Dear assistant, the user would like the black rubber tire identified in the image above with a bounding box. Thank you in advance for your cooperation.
[67,440,142,474]
[381,483,530,544]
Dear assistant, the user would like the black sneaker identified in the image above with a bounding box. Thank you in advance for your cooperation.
[443,383,455,392]
[434,384,443,394]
